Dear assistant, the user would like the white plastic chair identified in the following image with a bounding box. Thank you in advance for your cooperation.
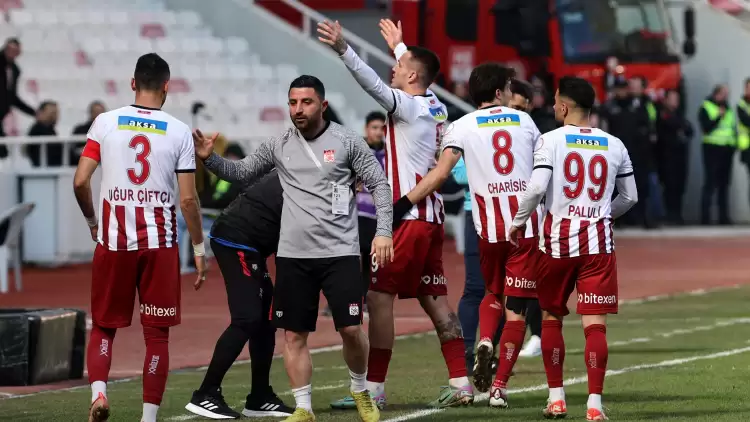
[0,202,35,294]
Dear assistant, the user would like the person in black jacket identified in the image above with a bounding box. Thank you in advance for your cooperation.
[185,170,294,420]
[71,101,106,163]
[600,77,654,228]
[698,84,734,225]
[0,38,35,157]
[656,89,694,225]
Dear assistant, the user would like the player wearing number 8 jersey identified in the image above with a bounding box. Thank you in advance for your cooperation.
[401,63,544,406]
[73,53,206,422]
[510,77,638,421]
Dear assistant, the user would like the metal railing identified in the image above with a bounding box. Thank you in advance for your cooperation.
[276,0,475,115]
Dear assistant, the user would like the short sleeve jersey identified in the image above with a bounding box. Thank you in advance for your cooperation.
[533,125,634,258]
[442,105,543,242]
[82,105,195,251]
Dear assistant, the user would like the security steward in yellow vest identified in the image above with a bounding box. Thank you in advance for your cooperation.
[698,85,735,225]
[735,79,750,172]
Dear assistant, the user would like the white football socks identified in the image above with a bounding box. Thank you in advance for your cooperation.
[449,376,471,389]
[91,381,107,403]
[549,387,566,402]
[292,384,313,412]
[587,393,602,410]
[349,370,367,393]
[365,381,385,397]
[141,403,159,422]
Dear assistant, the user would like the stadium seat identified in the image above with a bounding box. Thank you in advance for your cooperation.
[0,202,35,294]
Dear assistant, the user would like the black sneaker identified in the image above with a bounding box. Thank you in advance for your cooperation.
[243,390,294,418]
[185,388,242,420]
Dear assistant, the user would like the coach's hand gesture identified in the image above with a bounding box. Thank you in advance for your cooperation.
[192,129,219,161]
[379,19,403,51]
[508,224,525,247]
[371,235,394,267]
[317,20,348,55]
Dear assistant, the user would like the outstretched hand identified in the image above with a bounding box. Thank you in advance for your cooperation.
[317,20,348,55]
[192,129,220,161]
[379,19,403,51]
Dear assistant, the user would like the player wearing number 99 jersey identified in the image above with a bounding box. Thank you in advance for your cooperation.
[73,53,206,422]
[510,76,638,421]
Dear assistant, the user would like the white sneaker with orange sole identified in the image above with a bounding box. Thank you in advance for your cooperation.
[89,392,110,422]
[542,399,567,419]
[587,408,609,420]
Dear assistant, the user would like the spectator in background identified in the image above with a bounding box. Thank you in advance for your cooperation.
[601,76,654,228]
[445,82,470,121]
[26,100,65,167]
[530,87,557,133]
[603,56,622,99]
[657,89,693,225]
[699,84,735,225]
[201,144,246,210]
[71,100,106,163]
[630,76,663,224]
[508,79,532,112]
[0,38,36,158]
[738,79,750,200]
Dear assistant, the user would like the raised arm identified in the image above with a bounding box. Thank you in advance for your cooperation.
[198,132,276,185]
[318,20,410,118]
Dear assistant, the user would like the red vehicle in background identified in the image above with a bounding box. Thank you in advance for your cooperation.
[259,0,696,102]
[392,0,695,101]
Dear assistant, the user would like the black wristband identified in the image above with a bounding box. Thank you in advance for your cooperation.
[392,196,413,228]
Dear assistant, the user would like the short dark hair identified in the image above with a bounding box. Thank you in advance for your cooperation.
[407,46,440,88]
[558,76,595,111]
[5,37,19,46]
[134,53,170,91]
[365,111,386,125]
[38,100,56,112]
[289,75,325,99]
[510,79,533,102]
[468,62,515,106]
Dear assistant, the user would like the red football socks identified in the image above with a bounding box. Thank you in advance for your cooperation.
[87,325,117,384]
[478,294,504,342]
[541,319,565,388]
[366,348,392,383]
[440,338,468,378]
[492,320,526,389]
[584,324,608,395]
[142,326,170,405]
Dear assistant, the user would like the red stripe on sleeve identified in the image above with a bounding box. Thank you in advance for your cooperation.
[81,139,101,162]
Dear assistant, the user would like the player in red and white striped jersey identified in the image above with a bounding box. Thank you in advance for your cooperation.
[510,77,638,421]
[401,64,544,404]
[319,19,473,408]
[73,53,206,422]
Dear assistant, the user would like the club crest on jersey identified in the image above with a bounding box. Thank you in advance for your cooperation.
[429,107,447,122]
[117,116,167,135]
[476,114,520,128]
[565,134,609,151]
[323,149,335,163]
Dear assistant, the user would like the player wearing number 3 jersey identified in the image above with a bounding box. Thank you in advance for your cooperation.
[73,53,206,422]
[402,63,544,406]
[510,77,638,421]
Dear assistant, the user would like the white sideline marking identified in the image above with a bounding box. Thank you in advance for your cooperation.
[567,317,750,354]
[382,346,750,422]
[0,284,742,400]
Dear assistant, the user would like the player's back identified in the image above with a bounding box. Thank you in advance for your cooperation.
[89,105,194,251]
[386,89,447,223]
[446,105,541,242]
[540,125,631,258]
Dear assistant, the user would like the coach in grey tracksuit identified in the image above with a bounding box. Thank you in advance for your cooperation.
[195,75,392,414]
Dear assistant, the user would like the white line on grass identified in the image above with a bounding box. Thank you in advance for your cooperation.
[383,345,750,422]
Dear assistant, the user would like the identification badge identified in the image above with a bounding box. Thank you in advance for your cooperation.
[331,183,350,215]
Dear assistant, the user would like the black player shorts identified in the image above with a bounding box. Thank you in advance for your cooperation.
[273,256,363,333]
[210,240,273,326]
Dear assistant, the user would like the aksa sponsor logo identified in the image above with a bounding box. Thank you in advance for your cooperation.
[421,274,447,285]
[139,303,176,317]
[577,293,617,304]
[505,276,536,289]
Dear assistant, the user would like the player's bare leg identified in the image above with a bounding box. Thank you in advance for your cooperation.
[282,330,315,421]
[474,291,504,392]
[340,325,379,421]
[87,325,115,422]
[541,311,567,419]
[419,295,474,408]
[489,297,527,408]
[364,290,395,403]
[581,314,609,421]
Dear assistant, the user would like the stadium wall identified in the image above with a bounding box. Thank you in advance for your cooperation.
[668,1,750,223]
[161,0,385,128]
